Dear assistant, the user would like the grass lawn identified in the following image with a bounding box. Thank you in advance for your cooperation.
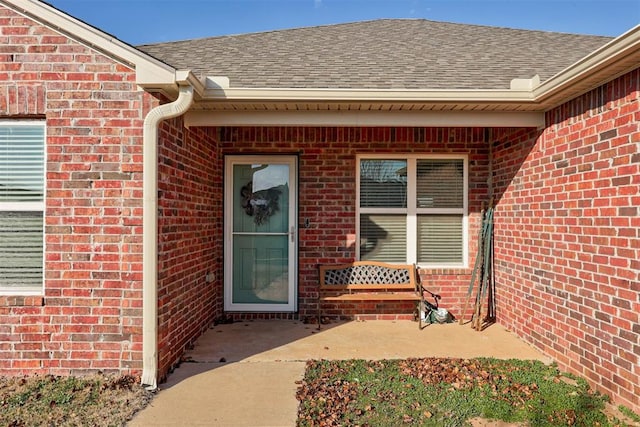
[2,359,639,426]
[297,358,640,427]
[0,374,153,426]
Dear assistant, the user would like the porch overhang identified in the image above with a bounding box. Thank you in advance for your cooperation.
[185,83,546,128]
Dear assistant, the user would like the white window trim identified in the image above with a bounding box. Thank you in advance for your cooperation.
[0,120,46,296]
[356,153,468,269]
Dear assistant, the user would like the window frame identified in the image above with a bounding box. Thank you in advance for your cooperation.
[356,153,468,268]
[0,120,46,296]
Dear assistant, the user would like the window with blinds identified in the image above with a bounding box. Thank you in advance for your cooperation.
[0,122,45,294]
[358,155,467,267]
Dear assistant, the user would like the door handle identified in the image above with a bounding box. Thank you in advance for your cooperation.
[290,226,295,242]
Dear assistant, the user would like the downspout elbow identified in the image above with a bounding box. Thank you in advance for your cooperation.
[141,85,194,389]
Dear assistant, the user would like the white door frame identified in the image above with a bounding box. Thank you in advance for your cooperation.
[224,155,297,312]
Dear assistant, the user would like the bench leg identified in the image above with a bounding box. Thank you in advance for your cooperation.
[419,298,428,330]
[317,298,321,330]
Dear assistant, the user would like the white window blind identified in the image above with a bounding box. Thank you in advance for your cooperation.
[358,155,467,267]
[360,214,407,262]
[417,215,463,263]
[0,211,43,290]
[416,159,464,209]
[359,159,407,208]
[0,122,45,294]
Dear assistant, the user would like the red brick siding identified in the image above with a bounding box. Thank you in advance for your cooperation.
[0,7,152,375]
[156,119,221,379]
[218,126,493,320]
[493,70,640,412]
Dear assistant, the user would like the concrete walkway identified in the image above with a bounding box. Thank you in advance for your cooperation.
[129,320,550,427]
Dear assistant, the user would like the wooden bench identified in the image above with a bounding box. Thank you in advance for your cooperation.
[317,261,440,329]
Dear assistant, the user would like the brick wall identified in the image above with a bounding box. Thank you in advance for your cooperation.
[493,70,640,412]
[218,126,493,321]
[156,119,221,379]
[0,7,153,375]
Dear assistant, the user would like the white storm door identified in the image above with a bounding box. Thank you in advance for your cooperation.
[224,155,297,312]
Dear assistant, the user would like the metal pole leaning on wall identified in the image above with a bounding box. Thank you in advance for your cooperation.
[459,202,485,325]
[472,198,494,331]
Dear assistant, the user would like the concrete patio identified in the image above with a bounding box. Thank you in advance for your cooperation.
[129,320,550,426]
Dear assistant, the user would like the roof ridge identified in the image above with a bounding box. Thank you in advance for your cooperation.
[137,18,611,48]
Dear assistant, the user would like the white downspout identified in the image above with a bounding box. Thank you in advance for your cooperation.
[141,85,194,389]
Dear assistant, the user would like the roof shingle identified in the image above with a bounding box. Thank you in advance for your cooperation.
[137,19,612,90]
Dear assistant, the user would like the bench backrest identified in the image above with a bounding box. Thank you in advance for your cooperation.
[319,261,417,291]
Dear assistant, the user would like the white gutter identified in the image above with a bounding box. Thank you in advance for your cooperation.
[202,85,535,102]
[141,84,194,389]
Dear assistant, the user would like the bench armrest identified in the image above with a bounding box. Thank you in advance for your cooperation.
[417,279,441,311]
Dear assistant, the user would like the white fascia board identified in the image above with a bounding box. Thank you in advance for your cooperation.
[185,109,544,128]
[533,24,640,101]
[2,0,175,87]
[201,86,535,103]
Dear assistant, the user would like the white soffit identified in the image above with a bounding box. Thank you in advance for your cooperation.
[185,109,545,128]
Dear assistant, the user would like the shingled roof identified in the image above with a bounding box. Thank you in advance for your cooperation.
[137,19,612,90]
